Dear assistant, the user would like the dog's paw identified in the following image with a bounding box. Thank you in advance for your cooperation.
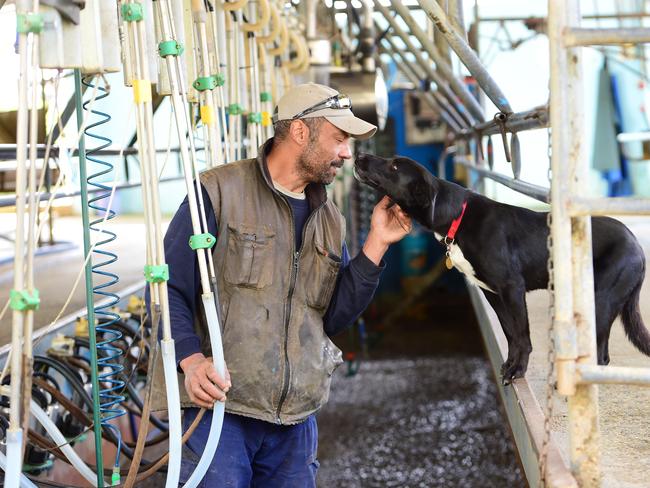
[501,362,526,385]
[500,359,514,377]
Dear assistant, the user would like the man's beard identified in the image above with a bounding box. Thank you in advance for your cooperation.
[297,142,344,185]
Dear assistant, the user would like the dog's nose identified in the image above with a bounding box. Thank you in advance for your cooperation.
[355,153,369,170]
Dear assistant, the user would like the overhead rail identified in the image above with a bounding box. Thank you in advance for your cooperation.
[388,0,485,122]
[0,175,186,208]
[418,0,512,114]
[373,1,476,127]
[454,157,550,203]
[378,40,464,132]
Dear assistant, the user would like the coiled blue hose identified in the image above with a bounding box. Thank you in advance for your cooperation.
[81,75,125,474]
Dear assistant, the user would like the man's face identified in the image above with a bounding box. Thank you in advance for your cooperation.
[296,120,352,185]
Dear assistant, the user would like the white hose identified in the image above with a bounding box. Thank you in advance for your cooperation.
[182,293,226,488]
[0,443,38,488]
[30,399,103,487]
[156,2,226,486]
[5,429,24,488]
[161,339,182,488]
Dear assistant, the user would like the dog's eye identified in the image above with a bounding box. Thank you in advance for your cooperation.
[391,163,398,171]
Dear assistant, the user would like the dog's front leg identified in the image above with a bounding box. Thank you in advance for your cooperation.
[484,287,532,384]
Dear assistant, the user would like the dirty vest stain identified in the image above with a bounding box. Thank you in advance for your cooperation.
[151,141,345,425]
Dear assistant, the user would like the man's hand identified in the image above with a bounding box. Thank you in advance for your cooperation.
[363,195,412,265]
[180,353,231,409]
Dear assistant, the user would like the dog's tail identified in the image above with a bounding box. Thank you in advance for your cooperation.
[621,258,650,357]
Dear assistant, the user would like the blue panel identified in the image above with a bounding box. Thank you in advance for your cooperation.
[374,89,467,297]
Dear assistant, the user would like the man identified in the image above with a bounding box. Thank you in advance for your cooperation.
[165,83,411,486]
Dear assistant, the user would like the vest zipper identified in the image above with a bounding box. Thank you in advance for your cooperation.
[276,250,299,424]
[275,198,326,424]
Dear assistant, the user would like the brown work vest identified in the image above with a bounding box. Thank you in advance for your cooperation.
[151,139,344,424]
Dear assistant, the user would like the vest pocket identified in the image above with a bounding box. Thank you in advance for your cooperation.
[306,243,342,311]
[224,223,275,288]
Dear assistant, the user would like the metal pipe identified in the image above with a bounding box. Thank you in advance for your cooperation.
[6,1,32,483]
[437,145,456,179]
[568,197,650,216]
[21,5,41,457]
[373,3,476,126]
[447,0,466,39]
[379,43,462,132]
[455,157,549,203]
[549,0,601,485]
[360,0,375,72]
[389,0,485,122]
[74,69,106,488]
[576,364,650,385]
[381,33,469,129]
[419,0,513,114]
[457,106,548,138]
[0,175,186,208]
[564,27,650,46]
[478,12,650,23]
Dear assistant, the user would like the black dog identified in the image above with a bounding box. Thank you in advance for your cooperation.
[355,153,649,384]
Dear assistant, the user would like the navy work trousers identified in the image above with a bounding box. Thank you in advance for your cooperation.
[179,409,319,487]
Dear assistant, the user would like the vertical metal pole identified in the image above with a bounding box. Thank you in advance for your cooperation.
[548,0,601,484]
[6,4,30,484]
[74,68,106,488]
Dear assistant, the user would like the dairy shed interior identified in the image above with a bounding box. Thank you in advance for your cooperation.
[0,0,649,487]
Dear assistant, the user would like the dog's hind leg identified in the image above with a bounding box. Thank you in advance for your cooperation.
[594,291,617,365]
[484,287,532,384]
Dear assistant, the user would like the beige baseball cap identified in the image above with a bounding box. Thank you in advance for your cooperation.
[273,83,377,140]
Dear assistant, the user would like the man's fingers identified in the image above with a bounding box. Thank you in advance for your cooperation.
[190,384,215,404]
[378,195,392,208]
[204,365,229,392]
[199,379,225,401]
[190,395,214,409]
[224,365,232,388]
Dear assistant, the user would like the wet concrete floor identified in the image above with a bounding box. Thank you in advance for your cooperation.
[317,291,526,488]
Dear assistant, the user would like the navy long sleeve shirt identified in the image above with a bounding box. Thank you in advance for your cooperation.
[165,185,383,367]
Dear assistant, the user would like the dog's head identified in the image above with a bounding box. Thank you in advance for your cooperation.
[354,153,437,230]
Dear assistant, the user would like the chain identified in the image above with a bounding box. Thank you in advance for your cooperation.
[539,125,555,487]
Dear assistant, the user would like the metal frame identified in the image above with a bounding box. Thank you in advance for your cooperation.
[548,1,650,485]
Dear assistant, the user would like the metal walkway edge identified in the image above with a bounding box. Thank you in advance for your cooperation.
[468,282,577,488]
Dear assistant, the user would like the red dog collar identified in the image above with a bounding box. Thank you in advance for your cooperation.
[446,201,467,242]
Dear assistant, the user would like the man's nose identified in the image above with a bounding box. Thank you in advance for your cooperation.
[340,142,352,160]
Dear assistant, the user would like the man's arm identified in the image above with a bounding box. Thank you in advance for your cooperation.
[323,196,412,336]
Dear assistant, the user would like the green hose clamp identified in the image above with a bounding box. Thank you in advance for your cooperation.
[10,289,40,311]
[214,73,226,87]
[248,112,262,124]
[144,264,169,283]
[260,92,271,102]
[121,3,144,22]
[228,104,242,116]
[158,40,184,57]
[22,460,54,473]
[193,76,217,91]
[189,233,216,250]
[17,13,44,34]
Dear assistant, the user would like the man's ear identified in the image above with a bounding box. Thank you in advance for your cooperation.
[289,119,309,146]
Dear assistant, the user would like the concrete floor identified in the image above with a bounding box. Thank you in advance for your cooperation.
[0,213,155,342]
[522,216,650,488]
